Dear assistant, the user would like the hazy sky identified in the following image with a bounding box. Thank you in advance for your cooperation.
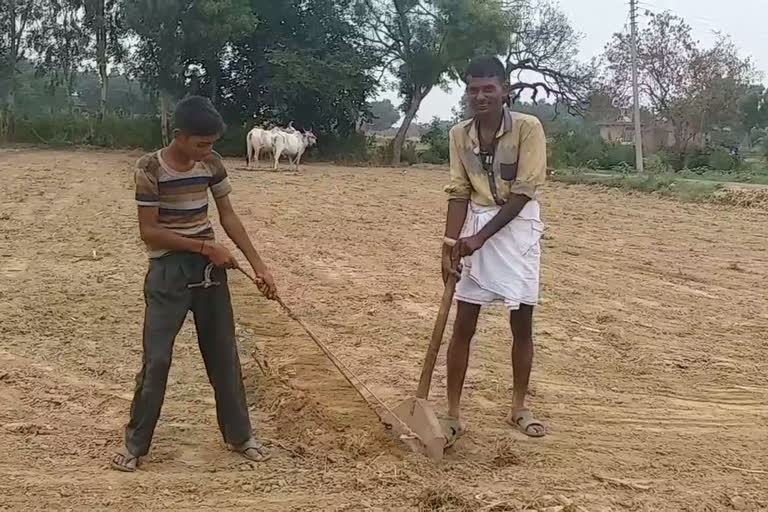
[379,0,768,121]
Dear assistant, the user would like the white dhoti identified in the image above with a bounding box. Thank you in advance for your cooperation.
[455,201,544,310]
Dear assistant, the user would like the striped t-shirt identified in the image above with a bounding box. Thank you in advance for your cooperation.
[135,150,232,258]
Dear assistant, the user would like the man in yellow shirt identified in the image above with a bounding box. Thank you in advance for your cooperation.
[442,56,547,445]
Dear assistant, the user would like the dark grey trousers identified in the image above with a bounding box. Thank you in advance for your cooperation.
[125,252,252,457]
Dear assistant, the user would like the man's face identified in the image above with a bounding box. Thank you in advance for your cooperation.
[466,75,507,118]
[174,132,220,161]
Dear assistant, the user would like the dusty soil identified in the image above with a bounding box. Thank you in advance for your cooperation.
[1,148,767,511]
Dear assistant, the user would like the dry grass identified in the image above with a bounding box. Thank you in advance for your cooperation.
[492,438,523,468]
[418,485,482,512]
[713,186,768,209]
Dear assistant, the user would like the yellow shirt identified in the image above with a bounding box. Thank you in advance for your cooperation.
[445,109,547,205]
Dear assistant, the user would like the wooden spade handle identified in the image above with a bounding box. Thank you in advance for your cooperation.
[416,274,457,399]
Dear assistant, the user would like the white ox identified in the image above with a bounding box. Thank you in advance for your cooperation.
[245,127,274,169]
[245,122,301,169]
[272,129,318,171]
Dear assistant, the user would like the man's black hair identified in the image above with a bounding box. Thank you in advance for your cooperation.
[174,95,226,136]
[463,56,507,85]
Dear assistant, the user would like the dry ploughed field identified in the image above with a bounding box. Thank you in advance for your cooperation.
[1,148,767,511]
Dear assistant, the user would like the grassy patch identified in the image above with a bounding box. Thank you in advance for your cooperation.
[583,163,768,186]
[552,170,723,202]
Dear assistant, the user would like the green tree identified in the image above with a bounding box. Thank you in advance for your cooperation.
[365,99,399,131]
[450,92,469,124]
[83,0,125,120]
[737,85,768,149]
[76,69,156,115]
[355,0,512,164]
[29,0,89,113]
[1,0,45,138]
[181,0,254,105]
[420,116,449,162]
[222,0,375,136]
[124,0,191,144]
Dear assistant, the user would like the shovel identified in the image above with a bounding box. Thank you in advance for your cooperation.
[383,272,458,461]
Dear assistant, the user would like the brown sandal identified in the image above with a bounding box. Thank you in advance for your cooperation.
[439,416,466,449]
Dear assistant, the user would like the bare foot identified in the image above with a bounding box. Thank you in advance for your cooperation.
[231,437,272,462]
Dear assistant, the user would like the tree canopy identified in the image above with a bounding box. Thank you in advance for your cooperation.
[602,11,756,154]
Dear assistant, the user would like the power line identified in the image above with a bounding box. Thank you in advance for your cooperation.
[635,1,723,33]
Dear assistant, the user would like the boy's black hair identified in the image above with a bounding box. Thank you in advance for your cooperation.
[174,95,226,136]
[463,56,507,85]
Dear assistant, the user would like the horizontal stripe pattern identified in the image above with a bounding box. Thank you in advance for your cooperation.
[158,197,209,210]
[159,204,209,217]
[134,150,232,258]
[158,175,211,188]
[210,177,232,198]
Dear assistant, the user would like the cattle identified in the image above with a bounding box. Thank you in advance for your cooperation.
[245,127,275,169]
[272,130,318,171]
[245,122,306,169]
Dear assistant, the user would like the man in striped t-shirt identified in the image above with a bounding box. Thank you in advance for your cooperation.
[111,96,276,472]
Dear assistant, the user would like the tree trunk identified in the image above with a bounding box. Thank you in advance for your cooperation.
[96,0,108,121]
[2,88,15,140]
[671,122,687,169]
[66,69,75,115]
[160,92,169,146]
[208,58,220,105]
[1,0,18,140]
[391,90,425,165]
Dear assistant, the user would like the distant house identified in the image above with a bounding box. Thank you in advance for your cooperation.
[597,120,706,151]
[71,92,93,116]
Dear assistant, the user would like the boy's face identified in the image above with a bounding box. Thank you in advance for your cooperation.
[174,131,220,161]
[466,75,508,118]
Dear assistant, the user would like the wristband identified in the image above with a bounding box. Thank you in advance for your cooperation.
[443,237,457,247]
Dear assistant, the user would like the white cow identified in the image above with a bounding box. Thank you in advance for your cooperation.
[273,130,318,171]
[245,122,301,169]
[245,127,276,169]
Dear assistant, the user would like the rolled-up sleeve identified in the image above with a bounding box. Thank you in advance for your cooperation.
[510,118,547,198]
[444,127,472,201]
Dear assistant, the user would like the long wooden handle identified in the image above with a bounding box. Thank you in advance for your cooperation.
[416,275,457,399]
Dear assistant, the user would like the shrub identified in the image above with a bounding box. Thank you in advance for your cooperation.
[13,114,161,149]
[683,150,710,170]
[419,118,450,163]
[400,141,419,165]
[645,153,669,173]
[708,149,735,171]
[598,143,635,170]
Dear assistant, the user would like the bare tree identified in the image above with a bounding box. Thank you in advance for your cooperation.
[355,0,511,164]
[603,11,755,156]
[503,0,594,115]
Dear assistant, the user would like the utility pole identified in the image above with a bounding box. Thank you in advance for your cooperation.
[629,0,644,172]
